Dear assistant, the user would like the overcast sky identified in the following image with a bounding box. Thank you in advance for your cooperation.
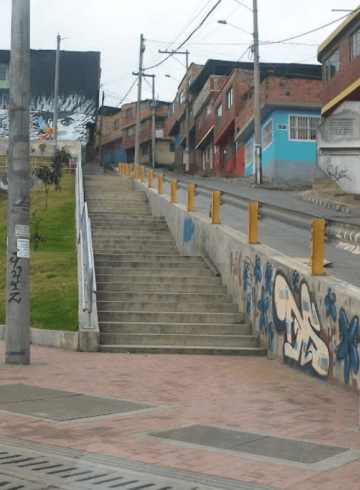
[1,0,359,106]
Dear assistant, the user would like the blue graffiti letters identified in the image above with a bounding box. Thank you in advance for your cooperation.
[325,289,337,321]
[337,310,359,383]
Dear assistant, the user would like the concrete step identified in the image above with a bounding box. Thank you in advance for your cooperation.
[97,301,238,313]
[91,217,165,224]
[96,291,232,303]
[94,254,202,263]
[94,260,208,270]
[96,268,214,278]
[92,231,174,238]
[98,311,244,324]
[100,345,267,356]
[93,248,179,256]
[91,224,170,231]
[99,322,250,335]
[92,239,175,247]
[100,332,259,347]
[96,275,222,285]
[96,282,226,293]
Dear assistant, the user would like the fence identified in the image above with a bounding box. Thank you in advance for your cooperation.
[0,155,78,174]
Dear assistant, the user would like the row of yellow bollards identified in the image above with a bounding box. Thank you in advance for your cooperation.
[118,163,325,276]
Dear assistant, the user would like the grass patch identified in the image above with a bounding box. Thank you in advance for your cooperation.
[0,173,78,331]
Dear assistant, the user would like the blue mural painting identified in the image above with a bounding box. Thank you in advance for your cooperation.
[292,271,300,293]
[268,322,275,351]
[258,286,269,332]
[325,289,337,322]
[254,256,262,284]
[243,262,250,291]
[265,263,274,296]
[183,216,195,244]
[337,310,359,383]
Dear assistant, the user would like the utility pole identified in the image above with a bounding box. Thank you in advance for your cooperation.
[134,34,145,167]
[159,49,190,172]
[53,33,61,154]
[98,91,105,168]
[133,72,156,168]
[253,0,262,185]
[6,0,31,365]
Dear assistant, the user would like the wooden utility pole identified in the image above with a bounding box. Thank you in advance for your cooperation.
[134,34,145,166]
[6,0,31,365]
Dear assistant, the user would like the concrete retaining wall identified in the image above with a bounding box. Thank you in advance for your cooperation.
[0,325,79,351]
[135,180,360,391]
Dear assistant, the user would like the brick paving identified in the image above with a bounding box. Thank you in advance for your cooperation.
[0,342,359,489]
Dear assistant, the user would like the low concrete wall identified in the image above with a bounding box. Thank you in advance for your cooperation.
[135,180,360,391]
[0,325,78,351]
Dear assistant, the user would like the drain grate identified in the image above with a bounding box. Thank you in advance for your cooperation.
[149,424,349,465]
[0,384,157,422]
[0,439,272,490]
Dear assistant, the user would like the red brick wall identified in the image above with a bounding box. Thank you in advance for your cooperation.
[320,17,360,108]
[236,144,245,177]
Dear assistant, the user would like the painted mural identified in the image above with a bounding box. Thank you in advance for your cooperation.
[235,253,360,386]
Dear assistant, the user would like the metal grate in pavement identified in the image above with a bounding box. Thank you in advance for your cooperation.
[0,438,273,490]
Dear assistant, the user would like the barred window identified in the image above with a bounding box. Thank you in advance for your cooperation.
[155,120,164,130]
[0,65,7,81]
[227,87,233,109]
[289,116,321,141]
[323,49,340,82]
[245,140,253,167]
[216,104,222,121]
[263,119,273,150]
[351,27,360,60]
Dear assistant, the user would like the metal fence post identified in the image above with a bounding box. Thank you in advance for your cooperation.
[311,219,325,276]
[248,202,259,244]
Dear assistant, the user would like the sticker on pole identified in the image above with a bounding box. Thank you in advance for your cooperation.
[15,224,30,238]
[17,239,30,258]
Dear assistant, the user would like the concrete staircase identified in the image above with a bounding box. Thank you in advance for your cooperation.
[83,165,266,356]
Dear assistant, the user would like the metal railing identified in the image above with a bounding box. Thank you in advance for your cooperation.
[0,156,77,173]
[76,160,96,329]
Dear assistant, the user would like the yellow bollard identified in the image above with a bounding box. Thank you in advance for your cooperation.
[125,164,128,177]
[134,164,139,179]
[148,169,153,188]
[158,174,164,194]
[311,219,325,276]
[129,164,133,178]
[212,191,220,225]
[170,179,177,203]
[122,163,125,175]
[188,184,195,212]
[140,165,145,183]
[248,202,259,244]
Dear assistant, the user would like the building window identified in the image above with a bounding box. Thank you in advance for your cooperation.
[140,101,150,110]
[155,120,164,130]
[263,119,273,150]
[226,87,233,109]
[179,91,184,105]
[350,26,360,60]
[125,108,132,118]
[198,113,203,128]
[113,119,120,130]
[141,144,149,155]
[140,121,146,132]
[206,102,212,116]
[289,115,321,141]
[323,49,340,82]
[245,140,253,167]
[0,64,7,81]
[170,142,175,152]
[126,126,134,137]
[216,104,222,121]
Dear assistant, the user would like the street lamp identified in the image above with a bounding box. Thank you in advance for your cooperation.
[217,0,262,185]
[165,74,181,83]
[217,19,252,35]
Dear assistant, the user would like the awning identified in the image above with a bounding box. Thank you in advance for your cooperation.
[195,125,214,150]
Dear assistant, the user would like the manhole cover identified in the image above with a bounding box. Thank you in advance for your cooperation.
[149,424,349,464]
[0,436,273,490]
[0,384,157,422]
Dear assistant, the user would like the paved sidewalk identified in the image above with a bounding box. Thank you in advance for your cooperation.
[0,342,359,490]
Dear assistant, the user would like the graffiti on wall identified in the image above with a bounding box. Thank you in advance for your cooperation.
[273,273,330,377]
[183,216,195,245]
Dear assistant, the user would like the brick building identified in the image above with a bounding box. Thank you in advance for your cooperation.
[121,99,174,166]
[187,60,323,181]
[316,6,360,194]
[94,106,125,165]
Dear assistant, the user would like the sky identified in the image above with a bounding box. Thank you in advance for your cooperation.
[1,0,359,107]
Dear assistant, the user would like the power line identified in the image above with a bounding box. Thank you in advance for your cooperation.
[115,78,138,108]
[144,0,223,71]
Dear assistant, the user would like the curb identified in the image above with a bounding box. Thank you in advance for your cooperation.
[299,195,359,216]
[0,325,79,351]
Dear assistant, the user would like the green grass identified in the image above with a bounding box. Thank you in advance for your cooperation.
[0,173,78,331]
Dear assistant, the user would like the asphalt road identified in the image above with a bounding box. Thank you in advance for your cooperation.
[157,174,360,288]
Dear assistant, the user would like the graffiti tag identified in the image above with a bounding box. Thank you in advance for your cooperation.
[327,165,351,183]
[9,252,22,304]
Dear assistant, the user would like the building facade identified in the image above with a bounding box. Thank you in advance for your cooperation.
[317,7,360,193]
[0,49,101,145]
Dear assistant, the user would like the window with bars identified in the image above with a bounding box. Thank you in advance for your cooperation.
[227,87,233,109]
[155,120,164,130]
[350,27,360,60]
[179,91,184,105]
[263,119,273,150]
[289,115,321,141]
[245,140,253,167]
[216,104,222,121]
[323,49,340,82]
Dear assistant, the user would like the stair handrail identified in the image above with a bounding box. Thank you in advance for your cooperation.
[76,159,96,329]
